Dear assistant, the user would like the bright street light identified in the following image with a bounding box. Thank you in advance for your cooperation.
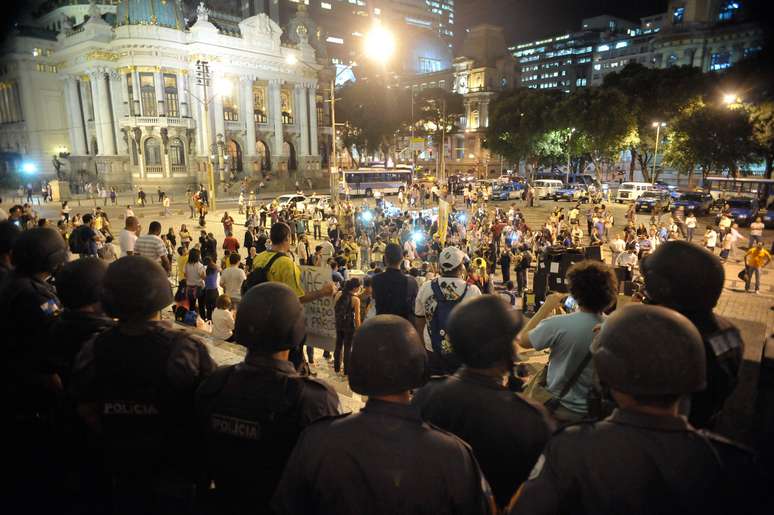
[21,161,37,175]
[723,92,740,105]
[285,54,298,66]
[214,77,233,97]
[363,25,395,61]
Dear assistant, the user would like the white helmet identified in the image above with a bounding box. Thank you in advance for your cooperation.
[439,246,469,273]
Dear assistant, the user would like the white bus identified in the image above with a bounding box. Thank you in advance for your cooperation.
[340,168,412,197]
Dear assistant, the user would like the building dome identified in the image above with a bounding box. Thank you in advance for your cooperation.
[116,0,183,29]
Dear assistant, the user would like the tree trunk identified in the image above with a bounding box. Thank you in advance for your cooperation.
[628,147,637,183]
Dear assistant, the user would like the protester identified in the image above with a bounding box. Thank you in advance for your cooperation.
[371,242,419,322]
[744,240,771,294]
[134,220,171,273]
[220,253,246,305]
[333,277,362,376]
[210,294,235,341]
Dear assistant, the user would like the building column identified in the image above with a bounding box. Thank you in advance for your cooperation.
[212,89,225,144]
[94,70,116,155]
[295,83,309,156]
[64,77,87,155]
[308,83,319,156]
[131,69,141,116]
[269,79,284,156]
[109,71,127,154]
[242,77,256,156]
[88,72,105,155]
[480,99,489,129]
[154,70,165,116]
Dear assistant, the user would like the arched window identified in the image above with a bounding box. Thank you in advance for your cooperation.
[169,138,185,165]
[144,138,161,165]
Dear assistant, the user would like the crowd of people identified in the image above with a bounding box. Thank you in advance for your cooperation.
[0,177,771,515]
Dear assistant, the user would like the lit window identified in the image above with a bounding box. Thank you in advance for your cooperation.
[673,7,685,24]
[710,51,731,71]
[615,41,628,49]
[321,2,332,9]
[718,2,740,22]
[597,44,610,52]
[326,36,344,44]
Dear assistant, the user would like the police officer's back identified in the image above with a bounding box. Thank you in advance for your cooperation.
[195,282,340,514]
[509,305,759,515]
[0,219,21,286]
[412,296,553,508]
[48,257,114,389]
[70,256,216,514]
[272,315,494,515]
[641,241,743,428]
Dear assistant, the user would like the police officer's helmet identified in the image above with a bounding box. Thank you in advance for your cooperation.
[448,295,523,368]
[348,315,428,396]
[641,241,723,312]
[593,304,706,395]
[55,257,108,309]
[234,282,306,352]
[101,256,173,320]
[12,227,69,275]
[0,220,21,256]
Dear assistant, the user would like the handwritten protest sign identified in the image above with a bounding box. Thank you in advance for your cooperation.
[300,265,336,351]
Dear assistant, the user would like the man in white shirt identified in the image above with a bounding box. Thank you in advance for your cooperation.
[403,238,417,261]
[685,212,697,242]
[219,253,247,305]
[615,242,639,275]
[414,247,481,373]
[319,237,335,264]
[134,220,170,273]
[118,216,139,257]
[296,234,312,265]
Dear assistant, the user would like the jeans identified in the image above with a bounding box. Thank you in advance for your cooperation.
[313,223,322,239]
[749,234,762,247]
[687,227,694,242]
[204,288,218,320]
[360,250,370,271]
[745,266,761,291]
[334,330,354,374]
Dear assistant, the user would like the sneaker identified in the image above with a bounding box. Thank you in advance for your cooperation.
[754,290,760,294]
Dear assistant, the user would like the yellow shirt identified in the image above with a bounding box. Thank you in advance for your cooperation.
[252,250,305,297]
[745,247,771,269]
[177,252,189,280]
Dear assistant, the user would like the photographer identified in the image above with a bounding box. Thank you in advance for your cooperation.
[518,260,618,424]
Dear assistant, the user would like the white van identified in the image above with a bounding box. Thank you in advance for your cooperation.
[533,179,564,199]
[616,182,655,203]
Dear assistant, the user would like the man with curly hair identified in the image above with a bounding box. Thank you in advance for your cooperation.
[518,260,618,424]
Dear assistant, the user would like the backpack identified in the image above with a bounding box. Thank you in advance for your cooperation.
[334,292,355,331]
[241,252,286,295]
[428,279,468,356]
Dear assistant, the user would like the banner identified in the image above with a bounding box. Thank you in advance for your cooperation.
[299,265,337,351]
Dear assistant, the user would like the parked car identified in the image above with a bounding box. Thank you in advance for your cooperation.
[555,184,588,202]
[533,179,564,199]
[763,201,774,229]
[635,190,672,212]
[305,194,334,216]
[493,183,523,201]
[725,197,760,226]
[671,192,713,215]
[276,194,307,211]
[615,182,656,203]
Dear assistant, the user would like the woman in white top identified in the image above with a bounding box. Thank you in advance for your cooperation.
[211,294,236,341]
[184,248,206,315]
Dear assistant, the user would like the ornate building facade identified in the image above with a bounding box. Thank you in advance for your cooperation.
[0,0,330,190]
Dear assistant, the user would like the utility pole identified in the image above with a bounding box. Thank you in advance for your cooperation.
[195,60,216,211]
[329,77,339,205]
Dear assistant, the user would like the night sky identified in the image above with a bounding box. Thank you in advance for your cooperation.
[455,0,669,46]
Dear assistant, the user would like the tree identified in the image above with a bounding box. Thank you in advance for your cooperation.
[663,101,758,182]
[750,101,774,179]
[562,87,634,181]
[486,88,563,178]
[412,88,464,174]
[603,64,706,182]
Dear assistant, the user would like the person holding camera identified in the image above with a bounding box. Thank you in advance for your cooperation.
[518,261,618,424]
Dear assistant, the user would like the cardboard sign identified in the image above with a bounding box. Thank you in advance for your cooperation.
[300,265,337,351]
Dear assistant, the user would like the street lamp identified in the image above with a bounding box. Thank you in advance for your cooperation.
[565,127,576,185]
[723,92,740,105]
[651,121,666,184]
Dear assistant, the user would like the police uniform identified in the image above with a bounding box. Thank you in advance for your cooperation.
[412,367,554,508]
[0,272,62,413]
[272,399,494,515]
[195,353,340,514]
[48,310,114,389]
[508,409,759,515]
[70,321,216,497]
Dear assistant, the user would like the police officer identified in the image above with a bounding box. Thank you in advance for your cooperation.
[641,241,743,428]
[2,227,69,512]
[70,255,216,514]
[49,257,114,390]
[272,315,494,515]
[508,304,758,515]
[195,282,340,514]
[412,295,554,508]
[0,219,21,285]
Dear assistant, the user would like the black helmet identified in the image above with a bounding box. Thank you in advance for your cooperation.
[641,241,723,312]
[348,315,427,396]
[448,295,523,368]
[0,220,21,255]
[12,227,69,275]
[55,257,108,309]
[593,304,706,395]
[101,256,173,320]
[234,282,306,352]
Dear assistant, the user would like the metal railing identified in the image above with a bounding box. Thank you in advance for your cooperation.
[145,165,163,175]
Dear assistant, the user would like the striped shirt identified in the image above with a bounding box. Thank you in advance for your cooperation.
[134,234,167,262]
